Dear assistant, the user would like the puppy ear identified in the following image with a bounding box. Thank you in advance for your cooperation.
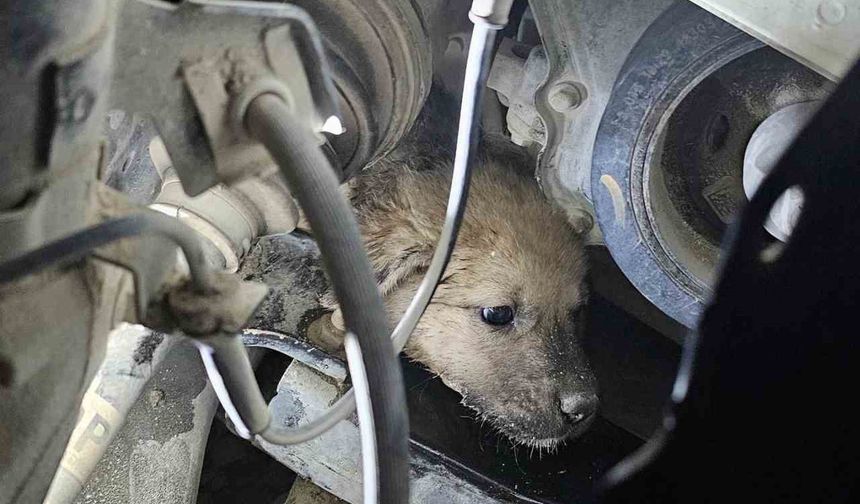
[373,244,434,299]
[319,240,433,314]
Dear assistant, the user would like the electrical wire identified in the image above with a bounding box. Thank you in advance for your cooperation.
[345,332,378,504]
[391,19,497,353]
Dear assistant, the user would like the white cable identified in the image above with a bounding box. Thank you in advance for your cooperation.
[344,333,378,504]
[195,343,252,440]
[391,19,496,352]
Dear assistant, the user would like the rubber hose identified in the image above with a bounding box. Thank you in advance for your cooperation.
[245,94,409,504]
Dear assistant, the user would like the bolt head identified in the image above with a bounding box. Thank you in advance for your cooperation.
[548,83,584,112]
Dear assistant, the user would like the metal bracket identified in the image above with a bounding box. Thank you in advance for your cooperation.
[112,0,340,196]
[688,0,860,81]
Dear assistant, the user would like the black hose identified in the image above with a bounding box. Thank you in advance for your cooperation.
[0,211,214,292]
[245,94,409,504]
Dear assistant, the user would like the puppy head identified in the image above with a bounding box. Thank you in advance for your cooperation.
[365,157,597,448]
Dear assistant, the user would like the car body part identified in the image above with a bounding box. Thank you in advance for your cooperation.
[43,325,176,504]
[3,1,428,501]
[489,0,845,328]
[519,0,678,244]
[152,167,299,273]
[600,54,860,504]
[242,328,347,382]
[688,0,860,80]
[113,0,433,194]
[0,2,121,498]
[486,0,690,332]
[591,1,833,327]
[0,211,215,298]
[257,359,520,504]
[71,341,221,504]
[111,0,342,196]
[252,309,659,504]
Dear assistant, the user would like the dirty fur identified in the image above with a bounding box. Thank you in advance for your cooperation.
[321,87,597,448]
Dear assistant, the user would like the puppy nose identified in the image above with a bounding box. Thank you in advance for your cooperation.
[559,391,598,424]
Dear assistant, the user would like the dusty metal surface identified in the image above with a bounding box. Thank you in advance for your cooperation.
[591,1,835,327]
[89,184,191,322]
[238,233,329,340]
[72,342,219,504]
[112,0,433,195]
[102,111,163,207]
[44,325,176,504]
[255,361,521,504]
[528,0,676,244]
[591,1,751,328]
[0,262,124,504]
[286,478,347,504]
[148,272,268,337]
[688,0,860,80]
[487,39,548,150]
[0,3,128,501]
[282,0,434,178]
[0,0,112,210]
[642,47,832,289]
[153,167,299,273]
[242,329,347,383]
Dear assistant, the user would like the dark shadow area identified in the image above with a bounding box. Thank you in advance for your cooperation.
[197,351,296,504]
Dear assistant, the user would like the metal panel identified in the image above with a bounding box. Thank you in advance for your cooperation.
[689,0,860,80]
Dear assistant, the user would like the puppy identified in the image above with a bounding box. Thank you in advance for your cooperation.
[323,88,598,448]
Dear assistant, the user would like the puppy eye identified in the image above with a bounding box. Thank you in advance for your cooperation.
[480,306,515,326]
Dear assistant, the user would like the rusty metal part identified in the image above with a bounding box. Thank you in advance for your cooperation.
[688,0,860,80]
[111,0,341,196]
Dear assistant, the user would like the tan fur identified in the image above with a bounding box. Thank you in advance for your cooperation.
[321,141,598,448]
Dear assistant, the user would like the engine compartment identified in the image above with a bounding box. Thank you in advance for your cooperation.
[2,1,859,503]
